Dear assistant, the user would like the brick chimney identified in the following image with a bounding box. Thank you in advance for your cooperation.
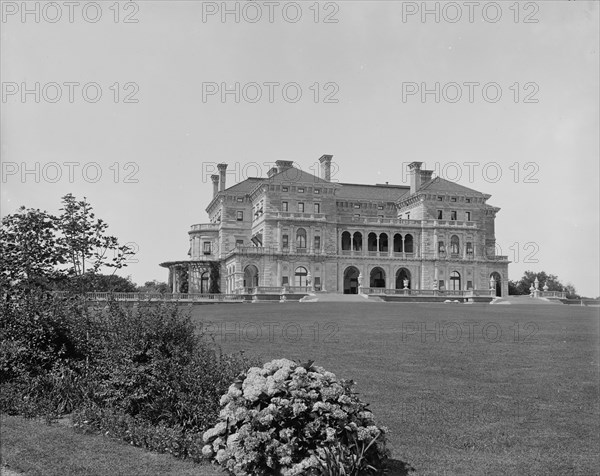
[408,161,433,194]
[319,154,333,181]
[267,167,278,178]
[211,174,219,197]
[217,163,227,191]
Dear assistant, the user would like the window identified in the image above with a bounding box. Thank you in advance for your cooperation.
[282,234,289,249]
[282,186,288,192]
[438,241,446,253]
[236,211,243,221]
[465,211,471,221]
[450,271,461,290]
[354,203,360,209]
[314,236,321,250]
[296,228,307,248]
[437,196,443,201]
[282,276,289,286]
[378,205,384,210]
[295,266,308,287]
[467,280,473,290]
[314,188,321,194]
[437,210,443,219]
[406,212,410,220]
[466,242,473,255]
[451,235,459,255]
[353,214,360,218]
[203,242,211,254]
[466,198,471,203]
[298,202,304,213]
[450,211,457,220]
[298,187,304,193]
[282,201,288,212]
[237,197,243,202]
[314,203,320,214]
[236,239,244,247]
[451,197,457,202]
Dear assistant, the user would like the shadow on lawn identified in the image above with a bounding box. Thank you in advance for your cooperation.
[385,458,415,475]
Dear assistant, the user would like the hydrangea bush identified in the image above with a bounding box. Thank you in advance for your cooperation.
[202,359,389,475]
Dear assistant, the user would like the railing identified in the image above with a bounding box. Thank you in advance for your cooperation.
[54,292,245,302]
[269,212,326,221]
[236,286,312,295]
[539,291,567,298]
[359,288,494,297]
[422,220,477,228]
[190,223,219,232]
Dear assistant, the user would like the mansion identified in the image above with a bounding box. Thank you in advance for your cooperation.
[160,156,509,297]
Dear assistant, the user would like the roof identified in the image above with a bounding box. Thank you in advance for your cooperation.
[336,183,410,202]
[223,177,264,194]
[267,167,330,185]
[418,177,487,196]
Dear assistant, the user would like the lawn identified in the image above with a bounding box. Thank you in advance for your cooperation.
[192,301,600,475]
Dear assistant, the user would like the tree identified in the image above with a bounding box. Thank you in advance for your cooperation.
[1,195,135,294]
[509,271,579,297]
[137,280,170,294]
[58,194,133,276]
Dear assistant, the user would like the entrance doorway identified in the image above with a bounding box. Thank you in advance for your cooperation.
[343,266,360,294]
[490,272,502,297]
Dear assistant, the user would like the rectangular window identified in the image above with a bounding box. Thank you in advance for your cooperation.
[314,236,321,250]
[314,188,321,194]
[282,186,288,192]
[237,197,243,202]
[438,241,445,253]
[378,205,384,210]
[203,242,211,254]
[466,242,473,254]
[314,203,320,214]
[450,211,457,220]
[354,203,360,209]
[298,202,304,212]
[353,214,360,218]
[467,280,473,290]
[437,196,443,201]
[282,276,289,286]
[282,201,288,212]
[282,235,289,248]
[466,198,471,203]
[406,212,410,220]
[437,210,443,219]
[451,197,457,202]
[236,239,244,247]
[298,187,304,193]
[314,276,321,291]
[465,211,471,221]
[236,211,243,221]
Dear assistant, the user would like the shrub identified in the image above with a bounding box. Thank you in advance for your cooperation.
[202,359,389,476]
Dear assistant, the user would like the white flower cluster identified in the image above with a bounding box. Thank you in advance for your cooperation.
[202,359,388,475]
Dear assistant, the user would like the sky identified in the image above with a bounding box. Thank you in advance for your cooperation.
[1,1,599,296]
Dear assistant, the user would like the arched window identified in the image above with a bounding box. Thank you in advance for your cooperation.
[368,232,378,252]
[379,233,389,252]
[404,234,414,253]
[244,265,259,289]
[393,233,403,253]
[341,231,351,251]
[370,267,386,288]
[295,266,308,287]
[451,235,460,255]
[450,271,461,291]
[200,271,210,294]
[395,268,411,289]
[296,228,307,249]
[352,232,362,251]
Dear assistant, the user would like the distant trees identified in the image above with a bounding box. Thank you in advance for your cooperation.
[1,194,134,294]
[509,271,580,299]
[137,280,170,294]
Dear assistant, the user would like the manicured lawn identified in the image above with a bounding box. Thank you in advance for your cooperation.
[0,415,223,476]
[192,301,600,475]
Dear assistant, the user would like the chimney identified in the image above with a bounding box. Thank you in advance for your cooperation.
[319,154,333,181]
[267,167,278,178]
[408,161,423,194]
[211,174,219,197]
[420,169,433,185]
[275,160,294,173]
[217,163,227,191]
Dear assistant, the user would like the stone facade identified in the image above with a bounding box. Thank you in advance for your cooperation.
[160,157,509,296]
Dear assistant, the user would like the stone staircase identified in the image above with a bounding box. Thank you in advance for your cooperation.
[300,292,372,303]
[491,295,564,305]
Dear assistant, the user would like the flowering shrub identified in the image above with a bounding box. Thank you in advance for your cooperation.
[202,359,389,475]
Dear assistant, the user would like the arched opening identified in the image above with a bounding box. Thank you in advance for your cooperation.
[367,232,378,252]
[343,266,360,294]
[450,271,461,291]
[352,232,362,251]
[296,228,307,249]
[370,267,386,288]
[451,235,460,256]
[379,233,389,252]
[200,271,210,294]
[295,266,308,287]
[395,268,411,289]
[244,265,259,290]
[405,234,414,253]
[490,272,502,297]
[393,233,403,253]
[341,231,351,251]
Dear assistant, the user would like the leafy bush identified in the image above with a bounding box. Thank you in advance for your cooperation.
[202,359,389,475]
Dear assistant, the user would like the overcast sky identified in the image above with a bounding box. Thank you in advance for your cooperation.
[1,1,598,296]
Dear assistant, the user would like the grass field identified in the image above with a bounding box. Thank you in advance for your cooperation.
[191,301,600,476]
